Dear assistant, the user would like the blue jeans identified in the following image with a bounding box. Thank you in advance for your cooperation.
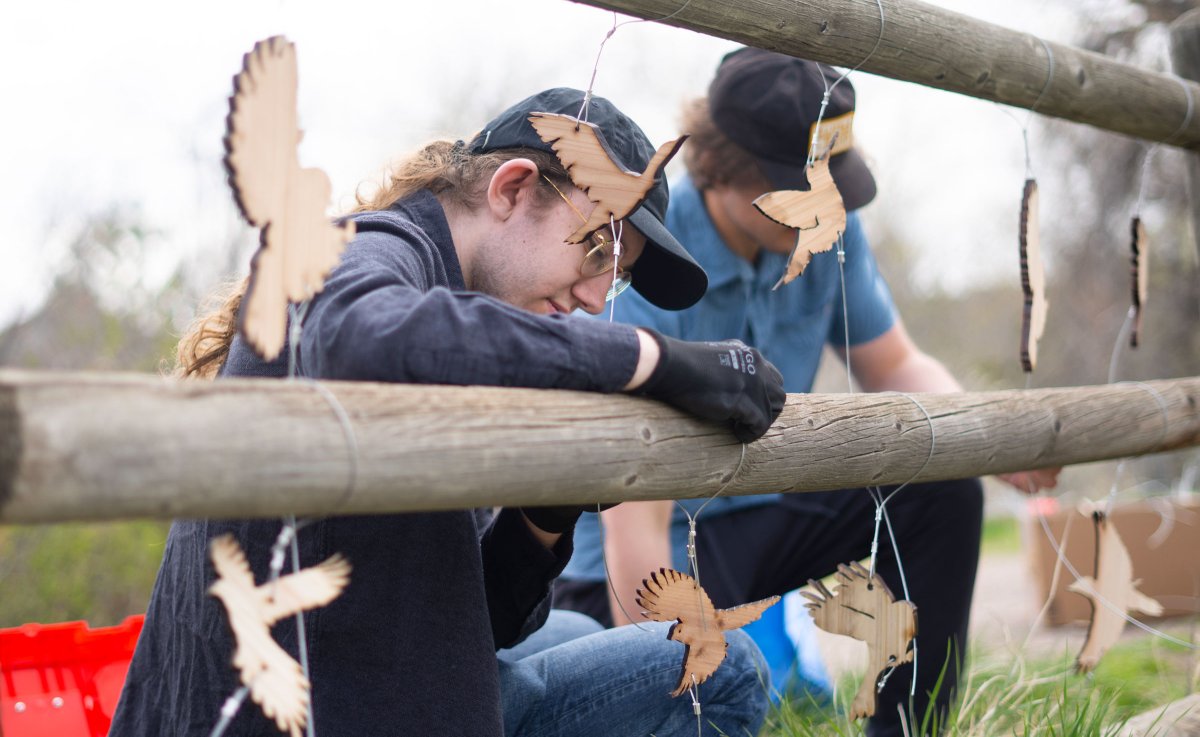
[498,610,770,737]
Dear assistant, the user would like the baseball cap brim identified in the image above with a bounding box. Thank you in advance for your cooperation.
[626,207,708,311]
[756,147,877,212]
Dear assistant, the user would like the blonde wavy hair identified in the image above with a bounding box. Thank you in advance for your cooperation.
[174,141,571,379]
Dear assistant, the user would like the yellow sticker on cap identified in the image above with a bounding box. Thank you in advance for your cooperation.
[808,111,854,157]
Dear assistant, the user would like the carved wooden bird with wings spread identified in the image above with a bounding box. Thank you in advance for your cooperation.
[752,137,847,289]
[802,561,916,719]
[1070,510,1162,673]
[527,112,686,243]
[636,568,779,697]
[224,35,355,361]
[208,534,351,737]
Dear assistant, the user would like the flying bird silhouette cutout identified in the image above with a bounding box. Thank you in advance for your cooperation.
[752,137,847,289]
[636,568,779,697]
[527,112,686,243]
[1069,510,1162,673]
[224,36,355,361]
[208,534,351,737]
[1130,217,1148,348]
[802,562,916,719]
[1019,179,1047,372]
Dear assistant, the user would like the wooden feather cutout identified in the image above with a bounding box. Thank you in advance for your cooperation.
[636,568,779,698]
[753,138,847,289]
[224,36,355,361]
[208,534,351,737]
[1068,510,1163,673]
[527,112,686,243]
[1130,217,1148,348]
[802,562,916,719]
[1019,179,1048,372]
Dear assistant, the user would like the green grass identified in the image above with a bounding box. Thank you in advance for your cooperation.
[0,521,169,627]
[980,515,1022,557]
[759,634,1196,736]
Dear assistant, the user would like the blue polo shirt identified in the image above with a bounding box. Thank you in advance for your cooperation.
[564,177,897,582]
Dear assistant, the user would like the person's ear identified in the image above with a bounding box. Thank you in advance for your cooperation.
[487,159,541,222]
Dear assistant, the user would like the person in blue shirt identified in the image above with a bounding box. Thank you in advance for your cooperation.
[556,50,1060,737]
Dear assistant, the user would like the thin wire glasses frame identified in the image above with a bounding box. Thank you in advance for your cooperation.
[541,176,632,302]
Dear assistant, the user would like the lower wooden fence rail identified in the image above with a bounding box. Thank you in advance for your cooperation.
[1,370,1198,524]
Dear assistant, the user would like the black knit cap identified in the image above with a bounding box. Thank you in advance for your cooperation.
[709,48,877,211]
[468,87,707,311]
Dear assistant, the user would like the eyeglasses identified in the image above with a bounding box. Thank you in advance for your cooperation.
[542,176,632,302]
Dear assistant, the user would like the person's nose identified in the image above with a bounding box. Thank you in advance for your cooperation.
[572,272,610,315]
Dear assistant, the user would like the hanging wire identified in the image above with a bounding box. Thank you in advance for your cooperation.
[806,0,887,166]
[608,215,626,322]
[212,299,361,737]
[208,685,251,737]
[1031,500,1197,651]
[598,443,747,632]
[576,0,696,122]
[832,211,927,701]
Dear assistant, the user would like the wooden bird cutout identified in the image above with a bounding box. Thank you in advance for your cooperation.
[527,112,686,243]
[636,568,779,697]
[1069,510,1163,673]
[1019,179,1048,372]
[1130,217,1148,348]
[208,534,351,737]
[224,36,355,361]
[753,138,847,289]
[802,562,916,719]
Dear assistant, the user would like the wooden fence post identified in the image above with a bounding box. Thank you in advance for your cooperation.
[1171,9,1200,261]
[3,370,1200,524]
[567,0,1200,150]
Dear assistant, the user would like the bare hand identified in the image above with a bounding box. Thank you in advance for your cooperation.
[997,468,1062,495]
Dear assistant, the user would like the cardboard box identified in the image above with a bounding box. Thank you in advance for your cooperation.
[1025,496,1200,626]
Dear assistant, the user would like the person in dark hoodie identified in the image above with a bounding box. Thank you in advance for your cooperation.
[110,87,783,737]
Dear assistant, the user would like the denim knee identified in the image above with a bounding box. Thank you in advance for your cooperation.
[708,629,771,730]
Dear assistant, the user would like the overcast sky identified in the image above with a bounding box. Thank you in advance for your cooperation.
[0,0,1149,328]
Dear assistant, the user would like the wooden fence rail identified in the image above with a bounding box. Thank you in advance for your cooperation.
[569,0,1200,151]
[2,370,1198,524]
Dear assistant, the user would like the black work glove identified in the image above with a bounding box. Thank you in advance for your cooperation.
[521,503,619,535]
[635,330,785,443]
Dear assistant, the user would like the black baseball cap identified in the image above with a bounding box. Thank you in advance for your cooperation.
[468,87,707,311]
[708,48,877,211]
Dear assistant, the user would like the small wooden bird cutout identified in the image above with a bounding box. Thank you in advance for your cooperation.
[527,112,686,243]
[636,568,779,698]
[802,562,916,719]
[1069,510,1162,673]
[753,137,847,289]
[1019,179,1048,372]
[208,534,351,737]
[1130,217,1148,348]
[224,36,355,361]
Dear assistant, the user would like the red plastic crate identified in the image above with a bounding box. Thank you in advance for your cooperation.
[0,615,144,737]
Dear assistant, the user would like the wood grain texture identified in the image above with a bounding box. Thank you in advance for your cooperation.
[527,112,685,242]
[209,534,350,737]
[569,0,1200,151]
[1069,510,1162,673]
[1170,12,1200,265]
[802,561,915,719]
[1,370,1199,523]
[636,568,778,697]
[753,147,847,288]
[1130,217,1148,348]
[1019,180,1047,372]
[224,36,355,361]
